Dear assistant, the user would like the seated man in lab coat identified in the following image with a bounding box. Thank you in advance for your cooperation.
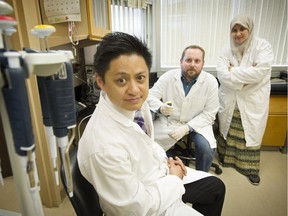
[148,45,219,172]
[78,32,225,216]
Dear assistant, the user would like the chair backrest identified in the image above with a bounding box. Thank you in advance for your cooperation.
[60,146,103,216]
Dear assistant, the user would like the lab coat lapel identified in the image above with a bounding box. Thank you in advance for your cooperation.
[174,72,186,99]
[107,100,153,139]
[141,102,154,139]
[186,71,204,97]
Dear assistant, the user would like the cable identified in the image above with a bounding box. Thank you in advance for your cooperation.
[77,114,92,142]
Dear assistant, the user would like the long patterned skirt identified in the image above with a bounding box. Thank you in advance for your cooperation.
[217,109,261,176]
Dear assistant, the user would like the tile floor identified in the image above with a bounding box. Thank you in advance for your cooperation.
[0,148,287,216]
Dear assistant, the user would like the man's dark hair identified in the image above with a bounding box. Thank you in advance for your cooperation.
[94,32,152,81]
[180,45,205,61]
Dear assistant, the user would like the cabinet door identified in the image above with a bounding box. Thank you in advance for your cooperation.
[262,95,287,147]
[87,0,112,40]
[262,115,287,146]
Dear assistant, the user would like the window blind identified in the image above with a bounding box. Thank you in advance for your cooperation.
[111,0,152,45]
[160,0,287,67]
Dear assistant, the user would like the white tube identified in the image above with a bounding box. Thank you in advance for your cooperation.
[57,136,73,197]
[46,126,59,185]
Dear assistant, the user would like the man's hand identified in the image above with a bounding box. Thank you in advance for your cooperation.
[168,125,189,141]
[167,157,187,179]
[160,101,173,116]
[173,156,187,176]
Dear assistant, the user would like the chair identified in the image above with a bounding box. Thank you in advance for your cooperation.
[168,133,222,175]
[167,118,222,175]
[60,145,103,216]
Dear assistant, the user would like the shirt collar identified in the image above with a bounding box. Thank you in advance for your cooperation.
[102,91,135,121]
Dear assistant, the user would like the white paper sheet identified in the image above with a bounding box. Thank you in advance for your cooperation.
[183,167,213,184]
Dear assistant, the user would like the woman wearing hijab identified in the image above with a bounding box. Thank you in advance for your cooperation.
[216,15,274,185]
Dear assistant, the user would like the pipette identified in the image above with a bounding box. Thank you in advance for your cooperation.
[30,25,76,195]
[0,12,39,193]
[1,50,43,216]
[3,26,16,50]
[43,60,76,197]
[0,1,13,15]
[0,15,16,188]
[30,24,60,185]
[0,2,44,215]
[0,15,16,48]
[31,24,55,51]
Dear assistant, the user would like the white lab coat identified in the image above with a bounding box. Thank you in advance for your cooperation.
[78,91,210,216]
[148,69,219,150]
[216,36,274,147]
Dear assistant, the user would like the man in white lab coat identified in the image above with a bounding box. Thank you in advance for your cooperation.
[78,32,225,216]
[148,45,219,172]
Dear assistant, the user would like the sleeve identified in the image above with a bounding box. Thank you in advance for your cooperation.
[147,73,169,112]
[230,39,274,84]
[216,47,244,90]
[83,148,185,216]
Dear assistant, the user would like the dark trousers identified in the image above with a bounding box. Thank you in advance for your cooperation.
[182,176,226,216]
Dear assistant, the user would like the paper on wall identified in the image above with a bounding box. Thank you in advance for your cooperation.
[43,0,81,24]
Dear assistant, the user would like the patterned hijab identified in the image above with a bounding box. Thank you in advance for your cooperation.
[230,15,254,63]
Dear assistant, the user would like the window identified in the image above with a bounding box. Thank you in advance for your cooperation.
[160,0,287,68]
[111,0,153,48]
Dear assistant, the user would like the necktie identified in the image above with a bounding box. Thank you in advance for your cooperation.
[134,110,146,132]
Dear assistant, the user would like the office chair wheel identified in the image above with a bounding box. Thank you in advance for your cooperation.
[211,163,222,175]
[214,167,222,175]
